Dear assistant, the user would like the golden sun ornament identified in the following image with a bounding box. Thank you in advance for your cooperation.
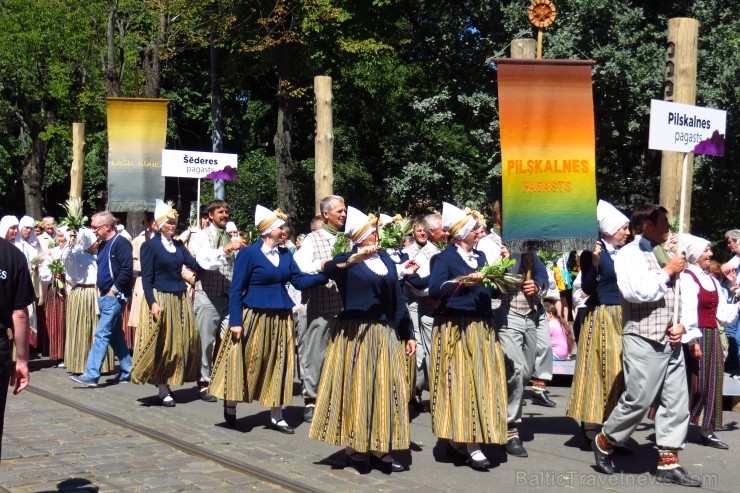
[529,0,557,29]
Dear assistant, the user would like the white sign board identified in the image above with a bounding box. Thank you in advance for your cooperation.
[648,99,726,156]
[161,149,238,180]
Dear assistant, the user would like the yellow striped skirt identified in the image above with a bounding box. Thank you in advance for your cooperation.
[309,319,410,454]
[565,304,624,423]
[64,286,114,375]
[209,308,294,407]
[429,316,508,444]
[131,290,200,386]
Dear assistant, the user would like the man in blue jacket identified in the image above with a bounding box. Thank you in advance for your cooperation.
[71,211,133,387]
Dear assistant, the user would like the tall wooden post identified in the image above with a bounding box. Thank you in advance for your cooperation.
[511,38,537,60]
[70,122,85,200]
[314,76,334,215]
[659,18,698,225]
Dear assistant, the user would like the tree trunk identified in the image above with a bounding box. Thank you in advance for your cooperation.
[273,42,297,227]
[20,100,54,218]
[105,5,122,97]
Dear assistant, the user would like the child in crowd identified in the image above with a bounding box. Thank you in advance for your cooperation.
[544,301,573,360]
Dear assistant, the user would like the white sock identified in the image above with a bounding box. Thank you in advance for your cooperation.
[466,443,486,461]
[158,385,170,399]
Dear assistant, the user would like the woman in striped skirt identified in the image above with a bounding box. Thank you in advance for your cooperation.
[39,226,71,367]
[426,202,507,471]
[62,228,114,375]
[209,205,326,434]
[309,206,417,473]
[132,200,201,407]
[566,200,629,443]
[680,234,740,450]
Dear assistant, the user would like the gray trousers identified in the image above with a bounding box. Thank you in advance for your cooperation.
[603,333,689,449]
[407,299,434,392]
[496,309,538,424]
[532,307,553,381]
[292,303,307,380]
[194,291,229,384]
[298,312,335,400]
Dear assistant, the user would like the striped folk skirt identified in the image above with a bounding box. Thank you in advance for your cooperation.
[686,328,724,431]
[565,304,624,424]
[429,316,508,444]
[309,319,410,454]
[64,286,114,374]
[45,282,66,361]
[209,308,294,407]
[131,291,200,386]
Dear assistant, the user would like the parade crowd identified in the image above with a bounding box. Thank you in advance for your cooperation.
[3,195,740,487]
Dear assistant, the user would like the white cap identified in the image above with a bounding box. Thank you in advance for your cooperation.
[225,221,238,233]
[442,201,476,240]
[254,205,286,235]
[597,200,629,236]
[19,215,35,228]
[344,206,377,244]
[154,199,178,227]
[77,227,97,250]
[0,215,18,239]
[681,233,710,264]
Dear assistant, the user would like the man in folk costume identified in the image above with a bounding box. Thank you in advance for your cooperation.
[401,217,440,412]
[189,200,246,402]
[69,211,133,387]
[293,195,347,422]
[591,204,701,486]
[494,234,548,458]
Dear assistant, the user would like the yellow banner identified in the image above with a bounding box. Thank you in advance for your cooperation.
[107,98,168,211]
[497,59,597,251]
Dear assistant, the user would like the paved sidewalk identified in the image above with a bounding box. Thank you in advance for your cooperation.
[1,361,738,492]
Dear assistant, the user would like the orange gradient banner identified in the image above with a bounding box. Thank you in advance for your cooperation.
[497,59,597,251]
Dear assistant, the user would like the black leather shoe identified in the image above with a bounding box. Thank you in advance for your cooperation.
[223,405,237,428]
[505,437,528,457]
[591,439,614,475]
[371,453,405,473]
[199,388,217,402]
[468,454,491,470]
[160,395,176,408]
[269,419,295,434]
[530,390,557,407]
[303,405,315,423]
[409,395,429,413]
[699,433,729,449]
[655,467,702,487]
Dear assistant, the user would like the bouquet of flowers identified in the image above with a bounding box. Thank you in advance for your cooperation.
[331,233,351,256]
[241,224,261,246]
[59,197,88,232]
[455,257,522,290]
[378,216,412,249]
[48,258,66,290]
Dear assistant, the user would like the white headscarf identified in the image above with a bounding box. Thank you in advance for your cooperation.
[0,215,19,240]
[597,200,629,236]
[441,202,477,240]
[681,233,710,264]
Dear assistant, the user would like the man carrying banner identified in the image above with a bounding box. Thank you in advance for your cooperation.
[591,204,701,487]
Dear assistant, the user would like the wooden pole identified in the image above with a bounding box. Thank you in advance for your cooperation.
[314,76,334,215]
[659,18,698,227]
[511,38,537,60]
[70,122,85,200]
[536,29,544,59]
[672,152,690,328]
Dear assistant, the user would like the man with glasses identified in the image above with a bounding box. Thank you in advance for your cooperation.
[70,211,133,387]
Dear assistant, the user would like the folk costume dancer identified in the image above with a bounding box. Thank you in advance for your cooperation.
[427,202,508,470]
[132,200,201,407]
[62,228,114,376]
[209,205,326,433]
[591,204,701,487]
[566,200,630,443]
[309,206,417,473]
[293,195,347,423]
[680,234,739,450]
[189,200,246,403]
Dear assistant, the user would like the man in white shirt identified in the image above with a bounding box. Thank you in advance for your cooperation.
[591,204,700,487]
[189,201,246,401]
[293,195,346,422]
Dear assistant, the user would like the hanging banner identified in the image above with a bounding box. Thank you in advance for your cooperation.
[161,149,238,180]
[648,99,726,156]
[496,59,598,252]
[106,98,168,212]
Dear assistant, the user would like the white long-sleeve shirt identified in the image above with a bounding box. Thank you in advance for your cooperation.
[293,229,336,274]
[614,235,672,304]
[680,263,739,343]
[189,225,228,271]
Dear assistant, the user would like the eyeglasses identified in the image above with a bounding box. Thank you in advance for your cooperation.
[91,224,106,233]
